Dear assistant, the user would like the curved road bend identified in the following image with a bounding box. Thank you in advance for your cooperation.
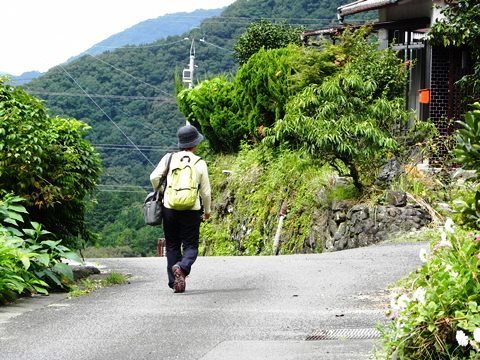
[0,242,425,360]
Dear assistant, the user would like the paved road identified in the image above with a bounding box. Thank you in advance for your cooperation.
[0,242,425,360]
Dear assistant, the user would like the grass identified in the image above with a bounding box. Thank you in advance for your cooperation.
[68,271,129,298]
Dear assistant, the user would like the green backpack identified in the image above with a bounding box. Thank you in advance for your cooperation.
[165,153,201,210]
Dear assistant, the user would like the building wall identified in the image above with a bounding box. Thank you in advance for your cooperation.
[428,46,472,160]
[429,46,450,136]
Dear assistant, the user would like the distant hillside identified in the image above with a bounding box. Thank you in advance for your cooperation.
[2,71,43,86]
[71,8,223,59]
[24,0,359,188]
[23,0,372,244]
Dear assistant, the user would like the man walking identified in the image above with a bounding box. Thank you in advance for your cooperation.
[150,124,211,293]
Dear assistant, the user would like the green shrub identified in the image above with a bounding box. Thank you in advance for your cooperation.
[0,78,102,246]
[264,28,411,191]
[0,193,82,303]
[453,103,480,229]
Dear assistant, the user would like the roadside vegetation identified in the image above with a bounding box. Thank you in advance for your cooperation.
[0,194,83,304]
[376,1,480,358]
[0,78,100,303]
[2,2,480,357]
[179,24,435,255]
[378,104,480,359]
[68,271,129,298]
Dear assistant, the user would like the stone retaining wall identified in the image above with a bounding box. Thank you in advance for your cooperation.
[320,199,432,252]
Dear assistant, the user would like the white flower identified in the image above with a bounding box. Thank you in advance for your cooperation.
[456,330,469,347]
[444,218,455,234]
[441,231,447,242]
[474,328,480,342]
[434,233,452,251]
[390,292,399,310]
[397,294,410,311]
[444,264,458,277]
[419,248,428,263]
[412,287,426,304]
[438,239,452,248]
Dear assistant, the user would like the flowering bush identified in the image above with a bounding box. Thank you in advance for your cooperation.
[380,219,480,359]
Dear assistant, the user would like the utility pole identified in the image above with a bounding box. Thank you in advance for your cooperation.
[182,38,195,89]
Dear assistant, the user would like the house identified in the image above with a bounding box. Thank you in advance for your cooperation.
[303,0,474,156]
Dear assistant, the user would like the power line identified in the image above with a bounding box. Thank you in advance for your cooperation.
[205,16,337,21]
[93,143,175,148]
[97,184,150,189]
[59,64,156,167]
[94,145,176,151]
[87,54,174,98]
[111,102,178,134]
[28,90,173,102]
[199,38,233,52]
[30,90,178,136]
[29,90,179,144]
[97,189,147,193]
[89,38,189,50]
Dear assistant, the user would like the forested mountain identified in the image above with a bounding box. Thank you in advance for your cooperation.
[71,8,224,59]
[4,71,43,86]
[22,0,370,255]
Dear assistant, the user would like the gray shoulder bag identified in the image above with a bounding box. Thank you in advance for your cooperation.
[143,153,172,226]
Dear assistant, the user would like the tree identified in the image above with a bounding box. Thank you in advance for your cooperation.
[177,45,337,152]
[0,78,102,246]
[233,19,304,65]
[264,29,411,191]
[177,76,245,153]
[234,44,337,136]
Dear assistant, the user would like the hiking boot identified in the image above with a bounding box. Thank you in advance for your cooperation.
[172,264,186,293]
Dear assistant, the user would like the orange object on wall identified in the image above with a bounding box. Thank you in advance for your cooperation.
[418,89,430,104]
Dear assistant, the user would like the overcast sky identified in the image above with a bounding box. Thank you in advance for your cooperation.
[1,0,236,75]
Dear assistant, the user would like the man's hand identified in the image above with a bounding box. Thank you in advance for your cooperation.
[203,213,210,221]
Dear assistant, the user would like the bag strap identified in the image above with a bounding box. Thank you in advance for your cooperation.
[157,153,173,192]
[163,153,173,177]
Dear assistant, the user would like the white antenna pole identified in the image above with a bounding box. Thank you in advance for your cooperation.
[182,38,196,90]
[182,38,196,125]
[189,38,195,89]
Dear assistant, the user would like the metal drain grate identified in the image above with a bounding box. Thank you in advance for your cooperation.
[306,328,380,341]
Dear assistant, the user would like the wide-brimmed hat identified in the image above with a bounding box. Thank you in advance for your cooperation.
[177,124,204,149]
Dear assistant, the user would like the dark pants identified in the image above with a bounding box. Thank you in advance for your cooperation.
[162,207,202,289]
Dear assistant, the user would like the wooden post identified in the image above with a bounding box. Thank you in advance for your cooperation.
[273,201,288,255]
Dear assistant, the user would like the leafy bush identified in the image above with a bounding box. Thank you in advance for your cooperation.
[380,220,480,359]
[234,44,337,136]
[453,103,480,229]
[263,28,413,191]
[0,194,82,303]
[177,44,336,153]
[177,76,246,153]
[233,19,304,65]
[0,78,102,246]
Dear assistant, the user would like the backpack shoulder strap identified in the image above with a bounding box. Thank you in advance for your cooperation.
[158,153,173,192]
[161,153,173,178]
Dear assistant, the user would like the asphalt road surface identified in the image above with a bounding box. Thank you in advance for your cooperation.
[0,242,425,360]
